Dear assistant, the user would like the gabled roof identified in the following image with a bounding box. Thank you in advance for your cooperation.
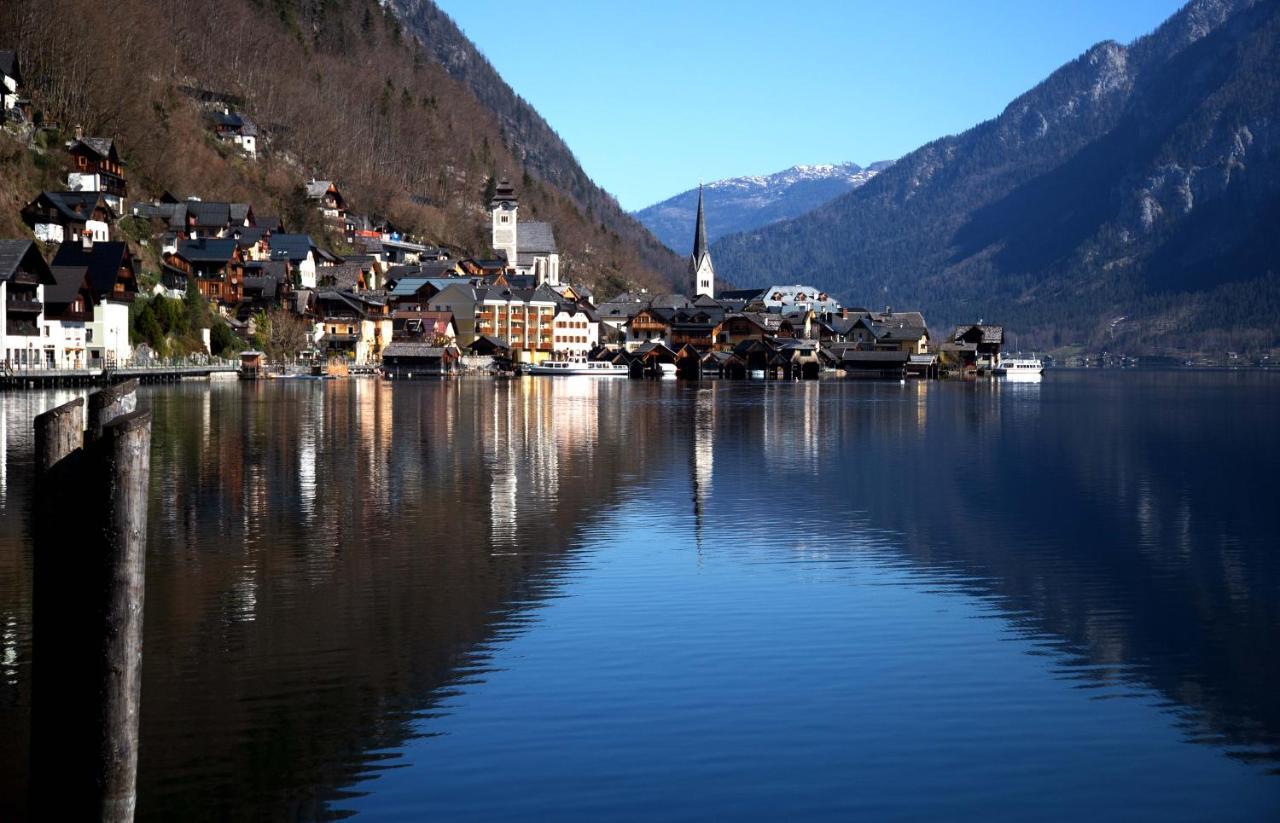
[50,241,134,297]
[45,265,92,306]
[269,233,318,262]
[953,324,1004,344]
[24,191,113,223]
[244,259,288,282]
[0,239,52,283]
[383,342,455,358]
[69,137,121,163]
[176,237,239,263]
[517,221,556,254]
[305,180,335,199]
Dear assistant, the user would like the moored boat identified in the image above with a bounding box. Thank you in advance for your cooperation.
[526,360,629,376]
[996,357,1044,379]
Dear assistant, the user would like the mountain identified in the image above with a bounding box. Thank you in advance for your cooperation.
[712,0,1280,354]
[633,162,892,255]
[1,0,681,298]
[383,0,685,291]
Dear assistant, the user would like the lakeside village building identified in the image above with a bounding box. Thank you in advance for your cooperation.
[0,68,1006,376]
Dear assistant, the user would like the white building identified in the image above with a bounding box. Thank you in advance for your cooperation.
[50,238,138,367]
[0,240,54,370]
[551,304,599,360]
[489,179,561,286]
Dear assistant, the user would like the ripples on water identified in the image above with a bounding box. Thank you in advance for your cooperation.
[0,373,1278,820]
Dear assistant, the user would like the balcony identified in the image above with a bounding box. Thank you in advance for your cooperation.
[6,298,43,314]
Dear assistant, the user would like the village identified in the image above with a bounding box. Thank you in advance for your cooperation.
[0,50,1011,387]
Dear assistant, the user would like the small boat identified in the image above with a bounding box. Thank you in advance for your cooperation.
[658,362,678,379]
[996,357,1044,379]
[526,360,629,376]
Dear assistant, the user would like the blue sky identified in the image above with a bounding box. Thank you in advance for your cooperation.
[436,0,1186,211]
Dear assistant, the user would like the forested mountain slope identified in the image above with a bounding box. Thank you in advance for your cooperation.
[712,0,1280,353]
[1,0,680,297]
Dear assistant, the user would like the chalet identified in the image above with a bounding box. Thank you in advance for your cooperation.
[668,306,726,352]
[240,262,290,320]
[42,264,95,369]
[392,310,455,342]
[467,335,510,359]
[624,306,674,350]
[318,261,372,292]
[269,234,332,289]
[179,201,255,238]
[305,180,346,223]
[205,109,258,158]
[0,240,55,369]
[22,191,114,244]
[597,291,650,342]
[1,50,23,114]
[51,239,137,367]
[66,135,127,212]
[315,291,392,364]
[951,324,1004,371]
[170,237,245,305]
[381,342,460,378]
[719,312,794,348]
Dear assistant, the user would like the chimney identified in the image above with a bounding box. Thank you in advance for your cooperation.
[74,124,84,141]
[81,229,93,251]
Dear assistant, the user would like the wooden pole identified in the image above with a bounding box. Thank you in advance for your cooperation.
[92,409,151,823]
[33,396,84,474]
[86,379,139,444]
[29,387,150,823]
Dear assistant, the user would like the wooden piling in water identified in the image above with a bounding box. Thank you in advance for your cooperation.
[29,385,151,822]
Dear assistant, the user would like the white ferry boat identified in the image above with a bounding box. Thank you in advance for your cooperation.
[995,357,1044,379]
[526,360,629,377]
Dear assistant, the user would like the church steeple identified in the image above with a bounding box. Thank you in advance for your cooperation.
[689,184,715,298]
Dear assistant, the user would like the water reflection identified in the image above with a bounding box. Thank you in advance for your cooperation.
[0,374,1276,819]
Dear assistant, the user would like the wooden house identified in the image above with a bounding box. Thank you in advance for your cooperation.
[0,240,55,369]
[21,191,114,245]
[170,238,245,305]
[66,135,127,212]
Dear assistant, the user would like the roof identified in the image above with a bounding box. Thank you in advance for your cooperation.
[51,241,133,297]
[242,276,277,300]
[176,237,239,263]
[69,137,119,162]
[45,265,91,305]
[323,262,368,290]
[953,324,1004,344]
[390,277,431,297]
[718,287,769,301]
[269,233,318,262]
[383,342,454,358]
[25,191,113,223]
[517,221,556,254]
[490,178,518,205]
[468,335,509,351]
[0,240,50,282]
[243,260,288,282]
[305,180,335,199]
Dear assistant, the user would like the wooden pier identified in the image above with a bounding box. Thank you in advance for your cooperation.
[1,363,238,390]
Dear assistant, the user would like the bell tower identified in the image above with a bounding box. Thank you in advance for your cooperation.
[490,178,519,271]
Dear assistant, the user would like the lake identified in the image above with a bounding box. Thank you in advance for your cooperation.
[1,373,1278,820]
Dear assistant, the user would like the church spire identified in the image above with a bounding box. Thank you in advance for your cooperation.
[692,183,709,263]
[689,183,715,298]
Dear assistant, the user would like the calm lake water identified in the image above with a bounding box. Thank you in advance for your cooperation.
[1,373,1279,820]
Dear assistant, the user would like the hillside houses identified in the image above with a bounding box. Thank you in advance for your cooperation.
[65,135,127,212]
[1,50,23,116]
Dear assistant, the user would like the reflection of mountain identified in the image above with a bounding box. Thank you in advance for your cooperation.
[2,376,1277,818]
[705,375,1280,768]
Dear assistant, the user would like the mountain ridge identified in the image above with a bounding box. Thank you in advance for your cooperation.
[711,0,1279,354]
[634,161,891,255]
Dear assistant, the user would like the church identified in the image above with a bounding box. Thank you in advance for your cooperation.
[489,179,560,286]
